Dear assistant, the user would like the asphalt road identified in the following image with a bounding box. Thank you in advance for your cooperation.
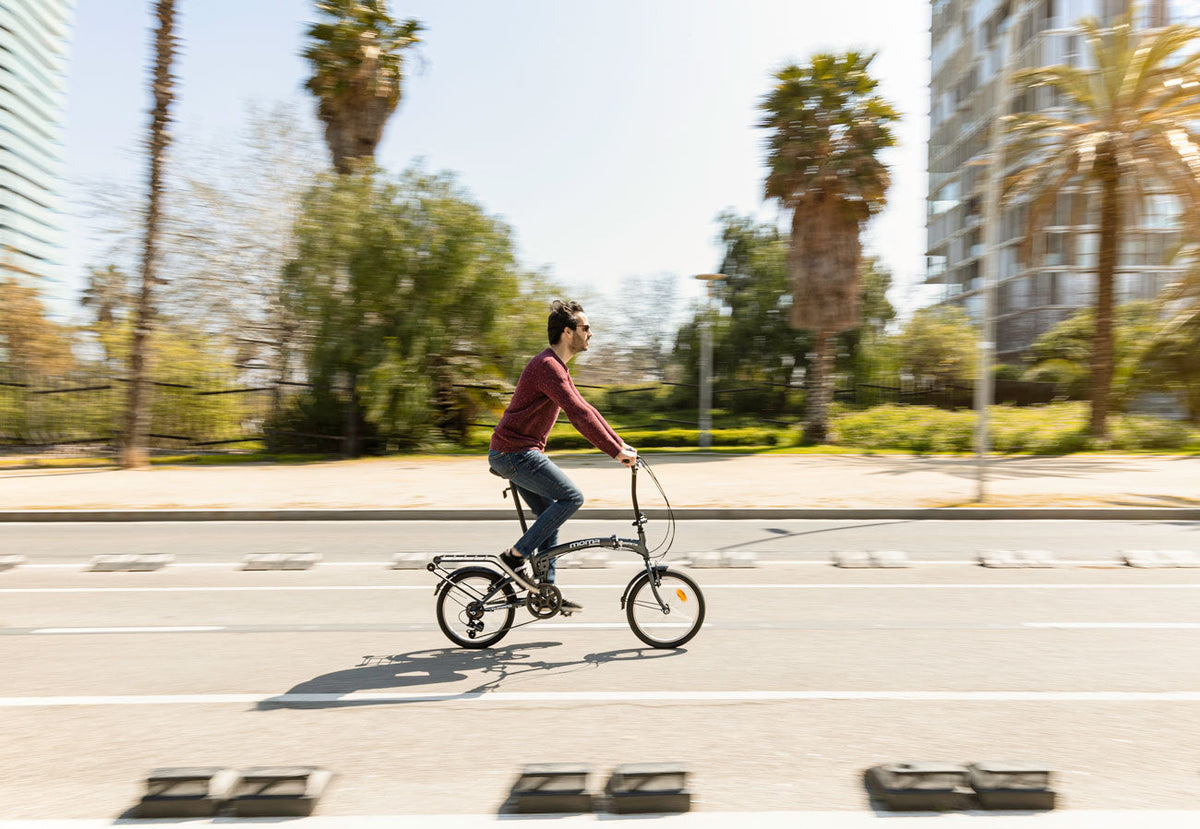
[2,534,1200,822]
[5,518,1200,563]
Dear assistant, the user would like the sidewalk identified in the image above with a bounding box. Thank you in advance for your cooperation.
[2,452,1200,519]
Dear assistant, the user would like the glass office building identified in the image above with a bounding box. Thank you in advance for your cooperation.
[1,0,73,293]
[927,0,1200,359]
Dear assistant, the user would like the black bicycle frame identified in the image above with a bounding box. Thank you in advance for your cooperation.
[429,462,669,610]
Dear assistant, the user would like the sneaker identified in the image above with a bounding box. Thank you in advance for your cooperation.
[560,598,584,614]
[499,550,536,590]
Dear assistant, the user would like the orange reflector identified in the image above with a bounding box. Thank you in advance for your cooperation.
[676,589,688,602]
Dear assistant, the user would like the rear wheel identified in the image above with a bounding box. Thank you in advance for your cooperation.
[625,570,705,648]
[436,567,517,648]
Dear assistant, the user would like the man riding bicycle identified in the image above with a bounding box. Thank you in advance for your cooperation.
[488,299,637,613]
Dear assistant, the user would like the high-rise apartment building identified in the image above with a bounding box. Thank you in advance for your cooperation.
[927,0,1199,360]
[0,0,73,293]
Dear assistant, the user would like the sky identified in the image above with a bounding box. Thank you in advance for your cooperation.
[61,0,938,321]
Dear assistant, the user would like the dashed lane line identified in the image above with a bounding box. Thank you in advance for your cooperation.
[3,583,1200,594]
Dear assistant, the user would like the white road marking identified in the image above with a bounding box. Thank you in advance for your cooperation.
[31,626,226,634]
[5,812,1200,828]
[3,690,1200,708]
[15,559,1122,569]
[1025,622,1200,629]
[3,583,1200,594]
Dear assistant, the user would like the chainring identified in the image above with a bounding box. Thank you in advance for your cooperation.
[525,582,563,619]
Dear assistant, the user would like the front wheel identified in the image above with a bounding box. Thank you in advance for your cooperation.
[625,570,705,648]
[436,567,516,649]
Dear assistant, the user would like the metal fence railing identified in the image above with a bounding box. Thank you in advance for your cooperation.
[1,372,1063,457]
[0,373,309,456]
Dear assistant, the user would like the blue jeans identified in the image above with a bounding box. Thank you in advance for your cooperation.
[488,449,585,582]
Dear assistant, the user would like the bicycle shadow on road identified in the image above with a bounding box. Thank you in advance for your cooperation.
[256,642,684,710]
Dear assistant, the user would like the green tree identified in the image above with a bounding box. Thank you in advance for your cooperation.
[712,214,806,395]
[1005,11,1200,440]
[759,52,899,442]
[121,0,178,469]
[897,306,978,385]
[0,278,76,379]
[840,257,897,388]
[1138,251,1200,422]
[280,166,545,453]
[303,0,423,174]
[1026,301,1164,407]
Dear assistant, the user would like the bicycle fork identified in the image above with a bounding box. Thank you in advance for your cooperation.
[620,561,673,615]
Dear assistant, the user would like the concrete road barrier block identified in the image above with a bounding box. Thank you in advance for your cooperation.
[242,553,321,571]
[720,550,758,568]
[604,762,690,814]
[89,553,173,572]
[136,767,240,818]
[1123,549,1200,568]
[834,551,910,568]
[229,766,332,817]
[979,550,1059,568]
[509,763,593,814]
[0,555,26,571]
[685,551,723,568]
[864,763,973,812]
[391,553,430,570]
[968,762,1056,811]
[833,551,873,568]
[578,550,611,569]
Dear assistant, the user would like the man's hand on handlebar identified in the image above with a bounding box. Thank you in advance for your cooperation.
[617,444,638,467]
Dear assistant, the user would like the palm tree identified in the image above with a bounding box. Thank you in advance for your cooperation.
[303,0,423,174]
[302,0,421,456]
[1005,11,1200,440]
[759,53,898,443]
[119,0,177,469]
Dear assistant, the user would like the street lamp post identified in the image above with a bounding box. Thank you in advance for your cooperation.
[694,273,726,449]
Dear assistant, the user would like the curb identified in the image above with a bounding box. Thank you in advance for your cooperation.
[4,507,1200,522]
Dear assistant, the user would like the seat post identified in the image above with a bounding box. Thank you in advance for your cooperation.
[490,467,528,533]
[509,486,528,533]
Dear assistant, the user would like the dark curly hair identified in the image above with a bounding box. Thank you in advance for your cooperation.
[547,299,585,345]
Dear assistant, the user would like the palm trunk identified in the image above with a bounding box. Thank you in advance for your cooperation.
[1090,145,1120,441]
[119,0,175,469]
[803,329,836,444]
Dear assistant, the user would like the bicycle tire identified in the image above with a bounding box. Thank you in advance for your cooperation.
[436,566,517,649]
[624,569,705,648]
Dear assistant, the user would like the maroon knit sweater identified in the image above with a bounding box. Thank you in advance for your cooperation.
[491,349,624,456]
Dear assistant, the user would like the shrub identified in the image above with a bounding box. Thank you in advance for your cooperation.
[263,389,385,454]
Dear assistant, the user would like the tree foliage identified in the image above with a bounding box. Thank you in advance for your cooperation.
[668,213,895,416]
[897,305,978,384]
[1025,301,1164,408]
[277,165,548,451]
[80,105,325,388]
[0,278,76,379]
